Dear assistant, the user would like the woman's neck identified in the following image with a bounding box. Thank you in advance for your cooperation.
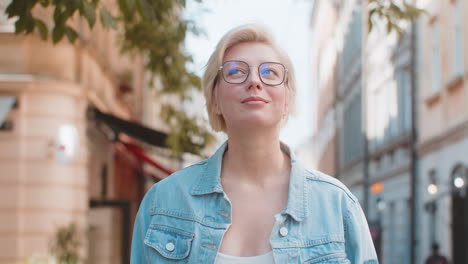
[221,132,290,187]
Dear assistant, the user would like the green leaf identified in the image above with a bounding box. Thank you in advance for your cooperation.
[53,6,66,26]
[368,0,427,35]
[126,0,135,13]
[389,3,403,18]
[65,0,81,17]
[25,14,35,33]
[81,0,96,28]
[65,26,78,42]
[137,0,154,21]
[39,0,50,8]
[27,0,40,9]
[118,0,136,20]
[34,19,48,40]
[52,24,65,43]
[5,0,24,18]
[8,0,214,156]
[14,18,26,33]
[100,7,117,29]
[386,19,392,34]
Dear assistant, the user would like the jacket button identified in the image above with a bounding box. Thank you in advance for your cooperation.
[279,226,288,237]
[165,242,175,252]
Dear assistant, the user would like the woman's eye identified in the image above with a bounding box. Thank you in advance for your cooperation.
[261,68,276,76]
[228,68,245,75]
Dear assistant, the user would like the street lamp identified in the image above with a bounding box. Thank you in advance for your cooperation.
[452,165,467,197]
[427,183,438,195]
[454,176,465,189]
[376,197,386,211]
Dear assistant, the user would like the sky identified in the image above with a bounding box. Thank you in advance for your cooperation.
[184,0,315,150]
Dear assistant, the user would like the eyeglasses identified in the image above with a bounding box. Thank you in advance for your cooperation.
[219,60,288,86]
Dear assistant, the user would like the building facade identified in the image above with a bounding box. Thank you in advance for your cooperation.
[311,0,467,263]
[0,0,187,263]
[416,0,468,263]
[311,0,365,202]
[309,0,339,178]
[365,9,414,264]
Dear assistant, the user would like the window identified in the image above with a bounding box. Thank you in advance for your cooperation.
[453,0,464,77]
[405,199,412,264]
[388,80,399,139]
[430,22,441,92]
[0,96,17,132]
[340,5,362,79]
[397,69,412,134]
[342,90,363,166]
[387,201,396,262]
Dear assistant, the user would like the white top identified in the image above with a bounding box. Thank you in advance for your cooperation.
[214,251,275,264]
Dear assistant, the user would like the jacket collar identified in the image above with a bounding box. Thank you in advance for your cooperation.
[190,140,307,222]
[190,141,227,195]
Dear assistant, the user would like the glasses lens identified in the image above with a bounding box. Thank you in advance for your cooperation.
[221,61,286,85]
[222,61,249,84]
[259,62,285,85]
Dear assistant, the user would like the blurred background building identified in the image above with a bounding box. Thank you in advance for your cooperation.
[417,0,467,263]
[311,0,467,263]
[0,0,191,263]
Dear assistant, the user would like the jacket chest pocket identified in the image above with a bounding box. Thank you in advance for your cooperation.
[300,235,349,264]
[144,224,194,262]
[274,235,350,264]
[302,252,350,264]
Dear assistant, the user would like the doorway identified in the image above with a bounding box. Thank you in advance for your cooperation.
[451,164,467,264]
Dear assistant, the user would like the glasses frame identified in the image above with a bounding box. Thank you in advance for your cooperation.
[218,60,288,86]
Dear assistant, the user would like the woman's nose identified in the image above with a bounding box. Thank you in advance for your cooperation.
[246,67,262,89]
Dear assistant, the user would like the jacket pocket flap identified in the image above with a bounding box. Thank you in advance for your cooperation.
[144,225,194,260]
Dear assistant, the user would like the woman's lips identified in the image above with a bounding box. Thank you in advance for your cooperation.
[241,96,268,105]
[243,100,267,105]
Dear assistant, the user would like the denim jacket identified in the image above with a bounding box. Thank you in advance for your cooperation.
[131,142,378,263]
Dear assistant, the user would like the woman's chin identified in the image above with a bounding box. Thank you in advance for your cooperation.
[228,117,281,130]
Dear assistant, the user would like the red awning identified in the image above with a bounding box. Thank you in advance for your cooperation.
[122,143,174,177]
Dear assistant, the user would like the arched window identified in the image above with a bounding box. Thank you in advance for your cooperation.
[452,0,464,77]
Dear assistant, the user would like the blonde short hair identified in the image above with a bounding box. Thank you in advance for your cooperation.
[202,24,297,132]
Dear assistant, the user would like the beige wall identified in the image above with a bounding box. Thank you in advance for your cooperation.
[310,0,339,176]
[416,0,468,262]
[0,1,147,263]
[418,0,468,146]
[0,80,89,263]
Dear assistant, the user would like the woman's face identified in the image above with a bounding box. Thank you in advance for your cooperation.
[214,42,289,132]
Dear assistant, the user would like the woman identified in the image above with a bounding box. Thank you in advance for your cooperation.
[131,24,378,264]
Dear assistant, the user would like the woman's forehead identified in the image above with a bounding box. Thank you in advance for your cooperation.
[223,42,281,64]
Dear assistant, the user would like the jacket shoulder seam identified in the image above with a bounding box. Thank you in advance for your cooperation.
[304,170,358,203]
[171,160,207,175]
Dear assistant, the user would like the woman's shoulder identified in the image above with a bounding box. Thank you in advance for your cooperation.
[154,159,208,192]
[140,159,209,211]
[301,166,359,204]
